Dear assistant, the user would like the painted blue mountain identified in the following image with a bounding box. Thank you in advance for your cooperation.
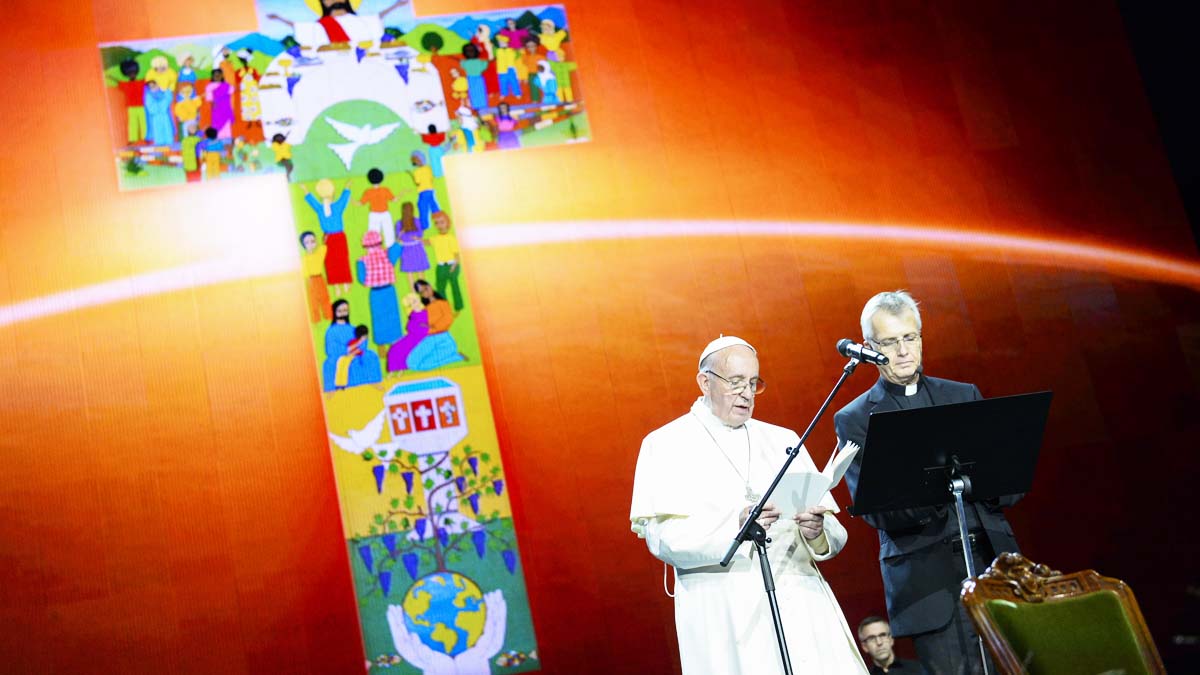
[444,6,569,41]
[447,16,488,40]
[538,6,568,30]
[225,32,285,58]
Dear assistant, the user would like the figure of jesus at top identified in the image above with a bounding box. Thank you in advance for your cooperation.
[267,0,411,49]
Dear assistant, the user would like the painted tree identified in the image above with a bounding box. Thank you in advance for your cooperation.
[351,443,517,597]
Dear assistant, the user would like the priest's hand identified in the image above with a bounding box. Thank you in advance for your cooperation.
[795,506,831,540]
[740,502,780,530]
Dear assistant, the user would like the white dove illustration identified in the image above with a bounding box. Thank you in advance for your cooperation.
[324,116,401,170]
[328,409,393,460]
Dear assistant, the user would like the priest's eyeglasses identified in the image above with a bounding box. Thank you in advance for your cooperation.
[705,370,766,396]
[869,333,921,353]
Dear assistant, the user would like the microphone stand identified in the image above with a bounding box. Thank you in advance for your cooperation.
[719,356,864,675]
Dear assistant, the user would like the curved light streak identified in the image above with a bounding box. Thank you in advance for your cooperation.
[460,220,1200,288]
[2,220,1198,328]
[0,257,299,329]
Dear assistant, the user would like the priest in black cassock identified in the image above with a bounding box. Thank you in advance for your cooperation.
[836,290,1021,675]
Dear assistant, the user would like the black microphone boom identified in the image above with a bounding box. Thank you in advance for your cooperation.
[837,339,889,366]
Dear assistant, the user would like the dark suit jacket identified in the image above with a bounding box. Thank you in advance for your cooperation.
[869,657,925,675]
[835,376,1021,637]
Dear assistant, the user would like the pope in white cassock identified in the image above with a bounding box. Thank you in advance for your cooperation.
[630,336,868,675]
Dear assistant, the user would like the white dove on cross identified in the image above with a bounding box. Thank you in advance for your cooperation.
[324,116,401,170]
[328,409,393,460]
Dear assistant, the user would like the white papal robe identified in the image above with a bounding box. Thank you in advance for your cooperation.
[631,399,868,675]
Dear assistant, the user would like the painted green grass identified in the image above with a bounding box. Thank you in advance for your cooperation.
[114,140,283,191]
[521,111,590,148]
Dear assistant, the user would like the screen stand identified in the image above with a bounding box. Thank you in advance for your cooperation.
[946,459,991,675]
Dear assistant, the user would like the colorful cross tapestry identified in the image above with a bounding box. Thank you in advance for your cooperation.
[98,2,588,672]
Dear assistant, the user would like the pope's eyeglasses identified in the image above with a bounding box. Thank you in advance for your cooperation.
[705,370,766,395]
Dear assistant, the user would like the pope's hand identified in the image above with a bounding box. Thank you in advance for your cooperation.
[794,506,831,540]
[740,502,780,530]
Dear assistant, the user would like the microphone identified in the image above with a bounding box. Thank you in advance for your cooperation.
[837,339,889,366]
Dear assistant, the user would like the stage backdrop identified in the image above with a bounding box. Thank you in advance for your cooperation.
[2,1,1199,673]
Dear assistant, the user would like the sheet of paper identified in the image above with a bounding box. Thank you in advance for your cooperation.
[775,471,834,518]
[823,441,860,487]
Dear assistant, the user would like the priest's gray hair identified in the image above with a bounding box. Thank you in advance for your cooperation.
[861,290,922,341]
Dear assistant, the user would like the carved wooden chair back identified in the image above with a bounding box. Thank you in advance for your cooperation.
[960,552,1165,675]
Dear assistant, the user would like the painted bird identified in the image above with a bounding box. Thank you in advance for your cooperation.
[324,116,400,170]
[328,409,390,460]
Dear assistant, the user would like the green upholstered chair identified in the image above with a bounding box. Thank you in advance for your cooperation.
[960,553,1165,675]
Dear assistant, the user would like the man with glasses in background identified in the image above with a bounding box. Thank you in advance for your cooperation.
[630,336,868,674]
[858,615,925,674]
[835,291,1021,675]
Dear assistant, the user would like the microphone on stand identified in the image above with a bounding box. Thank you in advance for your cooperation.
[837,339,889,366]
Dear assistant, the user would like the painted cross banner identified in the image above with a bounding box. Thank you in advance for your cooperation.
[97,1,588,672]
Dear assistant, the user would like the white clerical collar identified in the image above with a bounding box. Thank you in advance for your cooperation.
[690,397,748,432]
[882,378,922,397]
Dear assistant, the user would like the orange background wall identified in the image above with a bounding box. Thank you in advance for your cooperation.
[3,0,1200,673]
